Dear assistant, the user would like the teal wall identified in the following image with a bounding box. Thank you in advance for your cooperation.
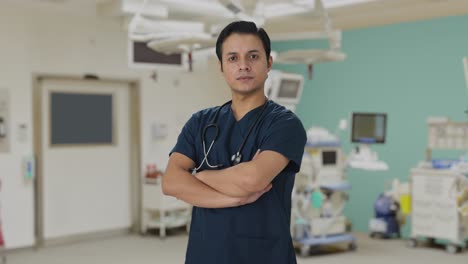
[272,15,468,236]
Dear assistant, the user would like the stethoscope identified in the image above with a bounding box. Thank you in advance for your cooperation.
[191,99,268,175]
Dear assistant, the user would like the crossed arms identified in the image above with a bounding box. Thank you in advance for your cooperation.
[162,150,288,208]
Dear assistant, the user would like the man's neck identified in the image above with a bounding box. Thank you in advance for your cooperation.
[231,93,267,121]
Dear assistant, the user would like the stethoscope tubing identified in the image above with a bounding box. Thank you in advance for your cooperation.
[192,99,268,174]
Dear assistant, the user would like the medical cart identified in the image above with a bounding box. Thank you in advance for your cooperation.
[141,178,191,238]
[408,168,468,253]
[292,142,356,256]
[407,118,468,253]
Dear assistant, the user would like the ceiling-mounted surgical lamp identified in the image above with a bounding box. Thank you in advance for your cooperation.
[276,49,347,64]
[276,49,346,80]
[129,18,206,40]
[147,33,216,72]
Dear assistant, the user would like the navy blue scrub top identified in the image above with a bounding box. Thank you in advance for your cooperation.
[171,100,307,264]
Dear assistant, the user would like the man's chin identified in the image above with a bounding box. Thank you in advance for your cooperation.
[231,87,261,96]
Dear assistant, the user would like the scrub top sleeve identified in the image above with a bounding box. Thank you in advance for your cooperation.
[169,113,199,161]
[260,115,306,172]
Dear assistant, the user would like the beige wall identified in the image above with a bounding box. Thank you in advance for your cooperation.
[0,5,229,249]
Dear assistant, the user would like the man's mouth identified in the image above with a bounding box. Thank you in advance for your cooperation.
[237,76,253,81]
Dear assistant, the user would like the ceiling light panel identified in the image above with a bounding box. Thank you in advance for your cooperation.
[122,1,168,18]
[156,0,234,17]
[294,0,379,8]
[264,3,310,18]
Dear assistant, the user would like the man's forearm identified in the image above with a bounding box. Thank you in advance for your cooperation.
[195,162,257,197]
[163,169,245,208]
[195,150,289,197]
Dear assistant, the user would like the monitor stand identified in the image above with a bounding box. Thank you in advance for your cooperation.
[348,144,388,171]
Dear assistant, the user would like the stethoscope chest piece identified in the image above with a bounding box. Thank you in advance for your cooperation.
[231,152,242,165]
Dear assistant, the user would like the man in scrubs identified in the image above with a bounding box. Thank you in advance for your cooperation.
[163,21,307,264]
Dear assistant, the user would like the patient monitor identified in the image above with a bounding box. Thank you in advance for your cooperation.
[265,70,304,112]
[301,127,346,186]
[312,148,345,185]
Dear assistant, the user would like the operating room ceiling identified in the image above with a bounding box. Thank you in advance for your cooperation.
[3,0,468,36]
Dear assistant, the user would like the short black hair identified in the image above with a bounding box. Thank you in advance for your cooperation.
[215,21,271,66]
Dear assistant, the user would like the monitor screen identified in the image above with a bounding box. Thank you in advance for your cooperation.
[278,79,301,99]
[351,113,387,144]
[322,150,337,165]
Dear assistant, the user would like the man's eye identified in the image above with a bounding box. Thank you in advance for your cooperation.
[228,56,237,62]
[250,54,259,59]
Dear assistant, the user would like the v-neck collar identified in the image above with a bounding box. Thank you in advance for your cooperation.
[229,100,269,124]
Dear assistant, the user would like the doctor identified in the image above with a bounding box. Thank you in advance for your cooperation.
[163,20,306,264]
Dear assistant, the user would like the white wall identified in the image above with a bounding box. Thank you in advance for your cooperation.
[0,6,229,249]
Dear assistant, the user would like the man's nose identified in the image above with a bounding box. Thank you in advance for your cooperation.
[238,59,251,71]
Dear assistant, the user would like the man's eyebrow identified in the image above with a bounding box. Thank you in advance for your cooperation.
[226,50,260,56]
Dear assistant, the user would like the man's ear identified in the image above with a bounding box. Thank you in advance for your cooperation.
[218,60,223,72]
[267,56,273,70]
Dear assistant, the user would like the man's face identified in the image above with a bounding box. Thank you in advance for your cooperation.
[219,33,272,96]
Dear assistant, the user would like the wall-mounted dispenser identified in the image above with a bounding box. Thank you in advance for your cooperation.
[23,155,36,180]
[0,117,5,138]
[0,89,9,153]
